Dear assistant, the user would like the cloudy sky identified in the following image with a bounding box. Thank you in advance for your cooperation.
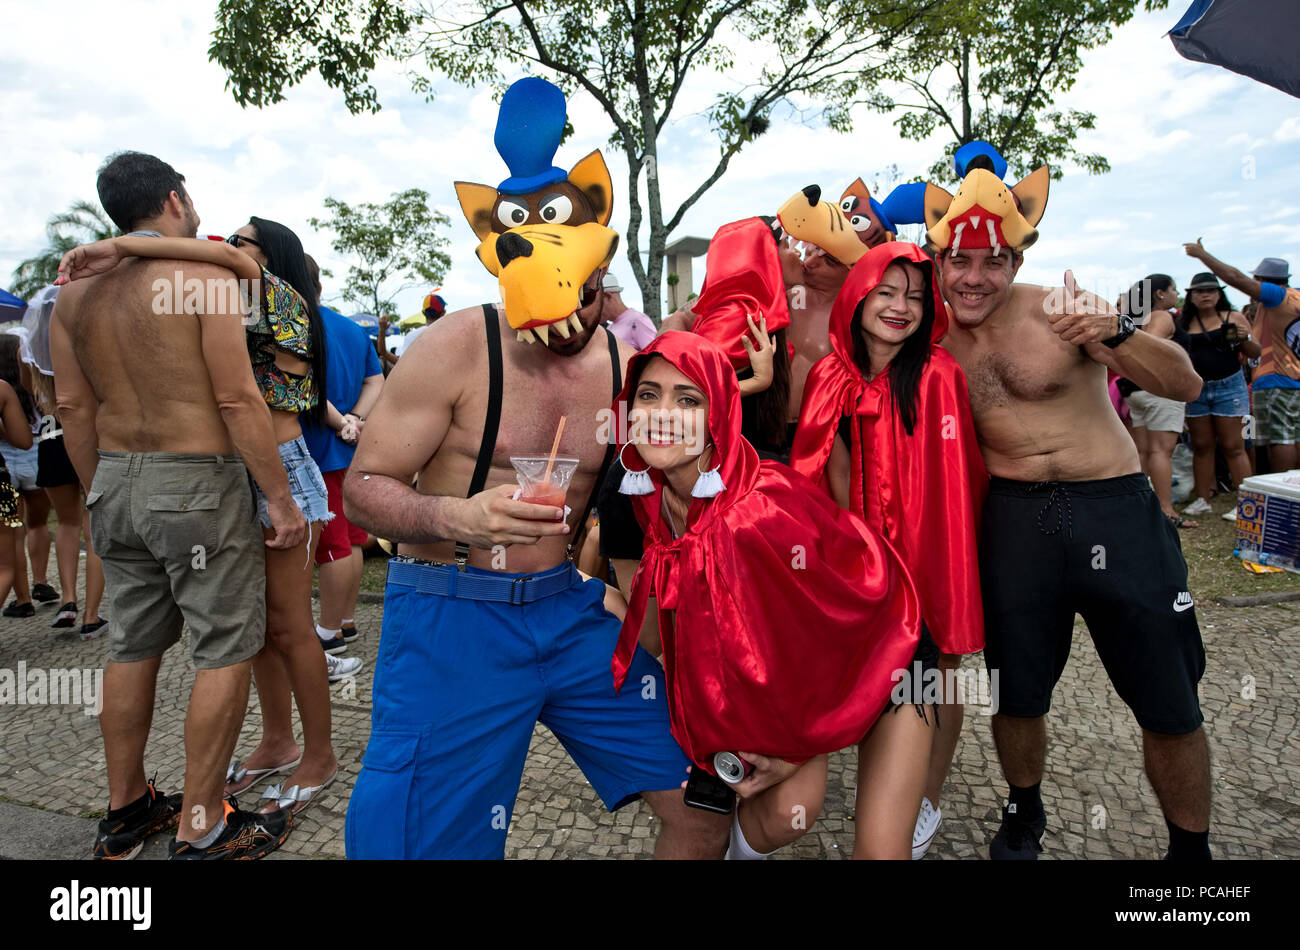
[3,2,1297,320]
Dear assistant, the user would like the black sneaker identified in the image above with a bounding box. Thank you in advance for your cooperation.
[31,583,59,603]
[92,782,183,860]
[168,799,291,860]
[317,632,347,655]
[341,625,360,643]
[80,618,109,640]
[989,803,1047,860]
[52,602,78,628]
[3,600,35,618]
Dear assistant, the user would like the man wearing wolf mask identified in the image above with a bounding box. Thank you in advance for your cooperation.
[343,78,728,859]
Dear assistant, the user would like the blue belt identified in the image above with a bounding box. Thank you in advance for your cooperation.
[386,557,579,605]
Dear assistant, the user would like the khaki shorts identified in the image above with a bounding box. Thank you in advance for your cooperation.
[87,451,266,669]
[1126,389,1185,433]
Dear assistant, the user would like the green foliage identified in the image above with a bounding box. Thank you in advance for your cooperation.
[10,200,116,299]
[210,0,414,114]
[308,188,451,317]
[873,0,1169,182]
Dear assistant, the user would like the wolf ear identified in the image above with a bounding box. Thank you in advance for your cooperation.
[840,177,870,206]
[923,183,954,230]
[567,151,614,226]
[455,181,499,241]
[1010,166,1050,227]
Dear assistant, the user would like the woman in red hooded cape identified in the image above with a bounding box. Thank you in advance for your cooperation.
[791,241,988,858]
[610,331,921,859]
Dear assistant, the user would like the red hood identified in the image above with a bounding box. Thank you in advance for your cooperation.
[789,240,988,658]
[615,331,761,535]
[688,218,792,371]
[827,241,947,369]
[610,333,922,770]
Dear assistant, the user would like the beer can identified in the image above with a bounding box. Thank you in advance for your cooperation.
[713,751,753,785]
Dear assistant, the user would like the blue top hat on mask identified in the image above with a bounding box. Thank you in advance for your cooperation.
[495,77,569,195]
[953,140,1008,180]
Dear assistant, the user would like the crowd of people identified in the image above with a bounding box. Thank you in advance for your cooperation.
[26,76,1297,863]
[1115,253,1298,529]
[0,327,107,638]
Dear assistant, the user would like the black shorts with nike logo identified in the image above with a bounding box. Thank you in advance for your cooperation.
[980,473,1206,735]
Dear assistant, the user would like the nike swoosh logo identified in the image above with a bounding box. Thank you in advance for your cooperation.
[1173,599,1194,613]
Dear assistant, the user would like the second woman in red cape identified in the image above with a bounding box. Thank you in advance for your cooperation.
[610,331,921,859]
[791,241,988,857]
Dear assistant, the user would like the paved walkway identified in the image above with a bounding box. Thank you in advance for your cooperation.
[1,581,1296,859]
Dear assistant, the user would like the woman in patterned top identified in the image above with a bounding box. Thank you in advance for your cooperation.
[57,219,350,817]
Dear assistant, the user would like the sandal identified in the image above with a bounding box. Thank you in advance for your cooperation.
[225,755,302,795]
[260,769,338,817]
[1167,514,1199,529]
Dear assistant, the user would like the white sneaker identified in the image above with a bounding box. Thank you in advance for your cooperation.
[326,653,363,682]
[912,797,941,860]
[1222,508,1238,522]
[1183,497,1212,516]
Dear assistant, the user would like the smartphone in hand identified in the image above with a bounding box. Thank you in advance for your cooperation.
[683,764,736,815]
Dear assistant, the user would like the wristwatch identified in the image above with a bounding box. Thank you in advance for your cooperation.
[1101,313,1136,349]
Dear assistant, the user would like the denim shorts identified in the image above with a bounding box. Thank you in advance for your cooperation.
[0,441,38,491]
[251,435,334,528]
[1184,371,1250,419]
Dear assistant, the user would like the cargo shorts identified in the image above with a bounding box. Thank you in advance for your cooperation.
[87,451,266,669]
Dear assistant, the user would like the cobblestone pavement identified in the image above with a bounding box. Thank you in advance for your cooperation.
[1,579,1296,860]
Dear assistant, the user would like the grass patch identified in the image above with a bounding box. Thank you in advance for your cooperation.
[360,552,389,593]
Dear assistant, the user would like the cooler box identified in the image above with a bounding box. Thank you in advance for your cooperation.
[1234,471,1300,573]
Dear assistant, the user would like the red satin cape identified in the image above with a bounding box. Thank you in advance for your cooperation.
[790,243,987,655]
[611,332,920,773]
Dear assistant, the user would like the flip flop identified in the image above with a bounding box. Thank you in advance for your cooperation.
[225,755,302,795]
[260,769,338,817]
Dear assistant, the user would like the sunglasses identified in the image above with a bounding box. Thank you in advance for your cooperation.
[226,234,261,249]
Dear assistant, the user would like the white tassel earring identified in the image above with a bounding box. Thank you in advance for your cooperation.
[691,446,725,499]
[618,442,654,495]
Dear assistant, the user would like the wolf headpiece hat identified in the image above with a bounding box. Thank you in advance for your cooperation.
[455,77,619,344]
[928,143,1048,254]
[871,141,1050,255]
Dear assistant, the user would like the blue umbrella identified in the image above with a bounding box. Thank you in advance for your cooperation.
[348,312,380,338]
[0,288,26,322]
[1170,0,1300,98]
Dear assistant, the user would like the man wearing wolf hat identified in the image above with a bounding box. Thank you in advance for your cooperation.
[927,148,1211,861]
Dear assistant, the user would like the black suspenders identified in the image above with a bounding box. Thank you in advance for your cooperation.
[454,307,622,569]
[577,330,622,535]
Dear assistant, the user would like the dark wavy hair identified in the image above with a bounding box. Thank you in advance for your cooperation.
[850,260,936,436]
[247,217,327,424]
[96,150,186,233]
[0,336,37,428]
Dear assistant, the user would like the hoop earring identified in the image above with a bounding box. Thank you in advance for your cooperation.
[691,446,725,498]
[617,442,654,495]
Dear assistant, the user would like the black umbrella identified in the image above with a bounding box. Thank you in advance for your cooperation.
[1170,0,1300,98]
